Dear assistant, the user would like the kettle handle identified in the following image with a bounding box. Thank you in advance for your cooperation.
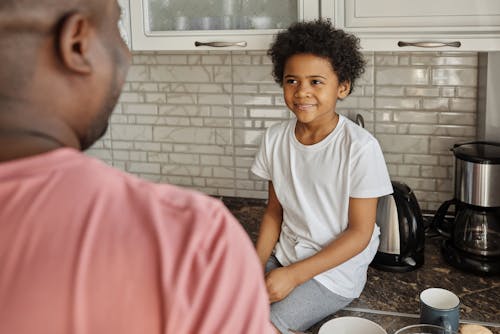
[433,198,457,238]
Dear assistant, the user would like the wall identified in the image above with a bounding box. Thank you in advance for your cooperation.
[87,51,478,211]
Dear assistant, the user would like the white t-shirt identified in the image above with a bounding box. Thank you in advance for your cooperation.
[251,115,393,298]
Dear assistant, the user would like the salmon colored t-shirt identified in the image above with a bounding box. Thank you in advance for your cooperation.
[0,148,274,334]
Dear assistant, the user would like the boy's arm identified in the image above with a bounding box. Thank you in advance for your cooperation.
[265,197,378,303]
[255,181,283,269]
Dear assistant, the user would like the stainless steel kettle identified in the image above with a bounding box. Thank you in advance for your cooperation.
[371,181,425,272]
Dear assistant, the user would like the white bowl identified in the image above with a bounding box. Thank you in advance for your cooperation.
[318,316,387,334]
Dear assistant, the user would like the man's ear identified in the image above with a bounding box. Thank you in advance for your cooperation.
[338,81,351,99]
[58,13,93,74]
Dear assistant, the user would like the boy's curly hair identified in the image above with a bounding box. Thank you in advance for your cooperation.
[267,19,365,94]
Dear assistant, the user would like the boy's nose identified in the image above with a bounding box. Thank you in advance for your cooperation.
[294,86,311,98]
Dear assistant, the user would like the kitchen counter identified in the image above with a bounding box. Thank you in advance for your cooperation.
[221,197,500,334]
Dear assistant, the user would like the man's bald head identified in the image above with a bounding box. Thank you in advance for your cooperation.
[0,0,106,94]
[0,0,130,153]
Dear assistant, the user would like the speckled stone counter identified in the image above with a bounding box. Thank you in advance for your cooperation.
[221,197,500,334]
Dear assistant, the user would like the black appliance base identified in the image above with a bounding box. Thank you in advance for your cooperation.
[370,251,424,273]
[441,240,500,276]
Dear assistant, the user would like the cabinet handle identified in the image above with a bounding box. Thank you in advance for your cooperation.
[194,41,247,47]
[397,41,461,48]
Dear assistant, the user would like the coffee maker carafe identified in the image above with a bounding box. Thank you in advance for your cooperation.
[433,141,500,275]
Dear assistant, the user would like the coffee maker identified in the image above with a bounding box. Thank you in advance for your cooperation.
[433,142,500,275]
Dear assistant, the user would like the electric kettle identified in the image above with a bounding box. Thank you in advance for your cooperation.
[371,181,425,272]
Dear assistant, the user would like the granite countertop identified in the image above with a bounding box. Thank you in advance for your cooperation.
[221,197,500,334]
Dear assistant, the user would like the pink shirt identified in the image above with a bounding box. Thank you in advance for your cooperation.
[0,148,274,334]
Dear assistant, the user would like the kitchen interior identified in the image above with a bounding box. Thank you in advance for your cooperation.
[89,0,500,333]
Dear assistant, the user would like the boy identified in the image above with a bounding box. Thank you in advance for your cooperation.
[252,20,393,333]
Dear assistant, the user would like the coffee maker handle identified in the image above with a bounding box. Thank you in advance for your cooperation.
[433,198,457,239]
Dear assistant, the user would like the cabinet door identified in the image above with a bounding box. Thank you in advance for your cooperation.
[321,0,500,51]
[343,0,500,30]
[130,0,319,50]
[118,0,132,49]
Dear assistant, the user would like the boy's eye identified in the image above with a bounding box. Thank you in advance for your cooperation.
[311,79,323,85]
[285,79,297,84]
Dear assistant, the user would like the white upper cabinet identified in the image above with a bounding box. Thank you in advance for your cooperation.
[125,0,500,51]
[128,0,319,50]
[322,0,500,51]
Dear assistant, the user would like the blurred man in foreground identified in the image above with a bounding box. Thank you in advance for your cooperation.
[0,1,274,333]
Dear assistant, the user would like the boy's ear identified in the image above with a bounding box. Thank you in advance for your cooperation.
[338,81,351,99]
[57,12,93,74]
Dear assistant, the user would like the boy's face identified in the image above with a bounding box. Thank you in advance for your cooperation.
[283,53,350,126]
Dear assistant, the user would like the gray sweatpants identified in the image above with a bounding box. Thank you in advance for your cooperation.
[265,255,353,334]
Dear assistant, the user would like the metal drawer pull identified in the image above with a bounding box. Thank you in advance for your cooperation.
[398,41,461,48]
[194,41,247,47]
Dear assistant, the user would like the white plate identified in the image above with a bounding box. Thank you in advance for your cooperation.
[318,316,387,334]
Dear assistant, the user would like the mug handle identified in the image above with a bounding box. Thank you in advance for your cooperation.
[441,315,453,334]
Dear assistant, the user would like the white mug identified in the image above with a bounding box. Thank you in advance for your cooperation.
[420,288,460,333]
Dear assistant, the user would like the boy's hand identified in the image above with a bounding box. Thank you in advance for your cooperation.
[265,267,299,303]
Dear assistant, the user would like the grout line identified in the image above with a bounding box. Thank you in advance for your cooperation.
[343,307,500,328]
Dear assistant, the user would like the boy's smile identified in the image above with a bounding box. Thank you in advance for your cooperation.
[283,53,350,132]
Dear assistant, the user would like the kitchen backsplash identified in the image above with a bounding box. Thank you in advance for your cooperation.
[87,51,478,211]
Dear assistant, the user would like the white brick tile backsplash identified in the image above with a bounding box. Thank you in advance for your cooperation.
[154,126,216,144]
[400,177,436,191]
[249,108,290,119]
[258,84,282,94]
[440,87,456,98]
[92,51,479,211]
[432,68,477,86]
[213,167,235,178]
[234,84,259,93]
[375,97,420,110]
[111,124,153,141]
[145,93,167,104]
[405,87,440,97]
[126,65,149,81]
[198,94,232,105]
[404,154,438,165]
[430,137,466,155]
[169,153,200,165]
[397,165,420,177]
[234,129,264,146]
[119,92,144,103]
[438,112,476,126]
[127,162,161,174]
[376,67,429,85]
[150,65,211,82]
[129,83,158,92]
[234,95,273,105]
[457,87,477,98]
[375,55,399,66]
[422,98,449,111]
[394,111,438,124]
[378,135,429,154]
[232,66,275,84]
[450,98,476,112]
[123,104,158,115]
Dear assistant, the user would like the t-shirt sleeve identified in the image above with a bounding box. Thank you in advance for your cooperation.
[349,138,393,198]
[167,199,275,334]
[251,130,271,180]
